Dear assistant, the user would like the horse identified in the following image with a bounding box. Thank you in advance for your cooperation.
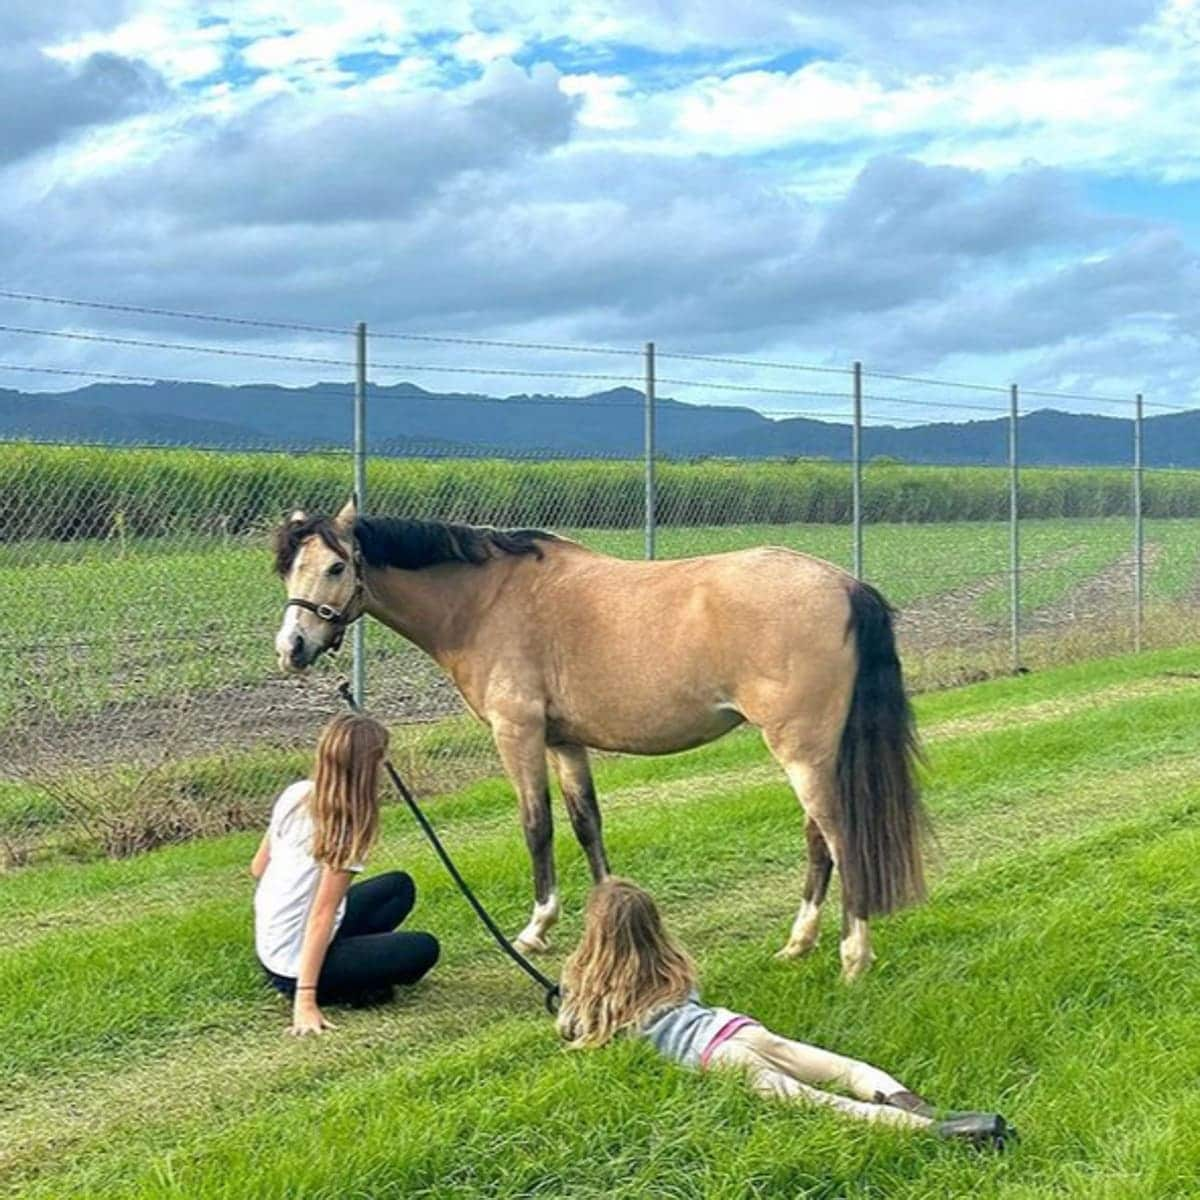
[272,499,927,980]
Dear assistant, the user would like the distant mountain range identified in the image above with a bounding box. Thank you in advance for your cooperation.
[1,380,1194,467]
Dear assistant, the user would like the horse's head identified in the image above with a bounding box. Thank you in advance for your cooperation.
[273,498,362,672]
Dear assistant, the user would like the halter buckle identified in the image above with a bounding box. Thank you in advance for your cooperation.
[316,604,340,622]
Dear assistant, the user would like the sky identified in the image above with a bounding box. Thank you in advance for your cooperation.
[1,0,1199,422]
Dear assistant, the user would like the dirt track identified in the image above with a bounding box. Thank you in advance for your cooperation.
[3,654,466,776]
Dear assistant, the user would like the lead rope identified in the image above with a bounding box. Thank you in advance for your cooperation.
[337,681,561,1014]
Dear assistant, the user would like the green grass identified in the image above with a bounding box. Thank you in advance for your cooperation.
[4,647,1200,1197]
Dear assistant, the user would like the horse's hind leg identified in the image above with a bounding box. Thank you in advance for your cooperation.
[549,745,610,882]
[492,714,559,954]
[769,757,842,962]
[780,760,876,980]
[775,816,834,959]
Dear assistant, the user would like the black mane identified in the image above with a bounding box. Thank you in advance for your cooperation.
[274,513,557,576]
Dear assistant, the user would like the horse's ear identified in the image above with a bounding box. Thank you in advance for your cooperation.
[288,509,308,525]
[334,496,357,534]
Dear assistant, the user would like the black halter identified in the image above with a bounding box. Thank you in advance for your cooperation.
[284,549,364,653]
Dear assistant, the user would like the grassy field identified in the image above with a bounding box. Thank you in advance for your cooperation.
[4,646,1200,1198]
[3,516,1199,724]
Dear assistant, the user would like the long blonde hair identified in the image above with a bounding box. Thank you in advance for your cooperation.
[309,713,388,870]
[558,877,698,1048]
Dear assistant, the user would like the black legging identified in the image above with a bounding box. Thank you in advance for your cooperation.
[266,871,439,1004]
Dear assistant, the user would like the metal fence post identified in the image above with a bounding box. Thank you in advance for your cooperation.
[1133,392,1144,653]
[351,321,367,706]
[1009,383,1021,674]
[852,360,863,580]
[644,341,656,560]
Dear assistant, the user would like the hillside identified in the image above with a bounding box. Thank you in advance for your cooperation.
[1,381,1195,466]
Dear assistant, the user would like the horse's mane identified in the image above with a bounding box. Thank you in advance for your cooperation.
[273,513,558,576]
[356,516,559,570]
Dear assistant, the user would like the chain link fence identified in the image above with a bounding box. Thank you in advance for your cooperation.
[2,318,1199,871]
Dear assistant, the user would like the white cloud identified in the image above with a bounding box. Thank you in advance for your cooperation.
[559,74,638,129]
[48,10,225,81]
[651,26,1200,183]
[452,31,524,64]
[675,64,881,144]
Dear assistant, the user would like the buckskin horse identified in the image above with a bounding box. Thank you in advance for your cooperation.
[273,500,926,980]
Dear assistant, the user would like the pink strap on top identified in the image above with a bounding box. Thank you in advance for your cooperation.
[699,1016,759,1069]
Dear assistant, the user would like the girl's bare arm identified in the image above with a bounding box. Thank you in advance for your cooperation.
[289,865,353,1035]
[250,832,271,879]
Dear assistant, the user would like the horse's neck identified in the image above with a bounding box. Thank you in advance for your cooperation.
[363,560,504,660]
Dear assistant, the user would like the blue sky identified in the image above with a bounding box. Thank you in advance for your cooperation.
[1,0,1198,417]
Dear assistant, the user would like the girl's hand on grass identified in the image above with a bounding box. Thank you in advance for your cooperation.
[289,998,335,1037]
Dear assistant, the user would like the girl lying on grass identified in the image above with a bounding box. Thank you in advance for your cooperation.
[557,877,1013,1150]
[251,713,439,1035]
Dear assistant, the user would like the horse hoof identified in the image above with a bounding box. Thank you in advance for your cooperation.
[840,956,874,983]
[774,939,818,961]
[513,933,549,955]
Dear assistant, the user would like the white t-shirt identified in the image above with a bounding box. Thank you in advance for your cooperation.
[254,780,364,977]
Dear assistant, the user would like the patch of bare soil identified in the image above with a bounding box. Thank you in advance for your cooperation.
[896,576,1007,650]
[1023,544,1163,636]
[895,546,1088,651]
[898,545,1180,692]
[1,655,466,777]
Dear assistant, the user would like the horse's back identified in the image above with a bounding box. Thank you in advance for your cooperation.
[553,541,850,620]
[534,539,853,668]
[555,540,847,584]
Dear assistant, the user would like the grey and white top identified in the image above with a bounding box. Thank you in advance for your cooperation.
[637,990,748,1069]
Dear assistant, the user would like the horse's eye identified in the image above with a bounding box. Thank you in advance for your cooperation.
[328,561,346,577]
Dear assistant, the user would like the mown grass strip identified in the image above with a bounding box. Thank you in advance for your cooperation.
[8,788,1200,1199]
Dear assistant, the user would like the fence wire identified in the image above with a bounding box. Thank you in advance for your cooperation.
[2,323,1199,871]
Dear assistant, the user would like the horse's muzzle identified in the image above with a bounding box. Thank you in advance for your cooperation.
[287,633,308,670]
[277,594,354,672]
[275,626,319,672]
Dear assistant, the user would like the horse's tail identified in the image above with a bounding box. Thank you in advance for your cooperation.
[836,580,928,917]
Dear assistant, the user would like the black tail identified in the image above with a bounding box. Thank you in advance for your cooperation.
[836,581,928,917]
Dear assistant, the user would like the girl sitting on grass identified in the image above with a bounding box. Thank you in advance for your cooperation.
[251,713,439,1035]
[557,877,1013,1150]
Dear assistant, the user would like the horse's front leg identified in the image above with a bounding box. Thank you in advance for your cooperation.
[492,714,559,954]
[549,744,610,883]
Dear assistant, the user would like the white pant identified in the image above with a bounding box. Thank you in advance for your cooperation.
[707,1024,931,1130]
